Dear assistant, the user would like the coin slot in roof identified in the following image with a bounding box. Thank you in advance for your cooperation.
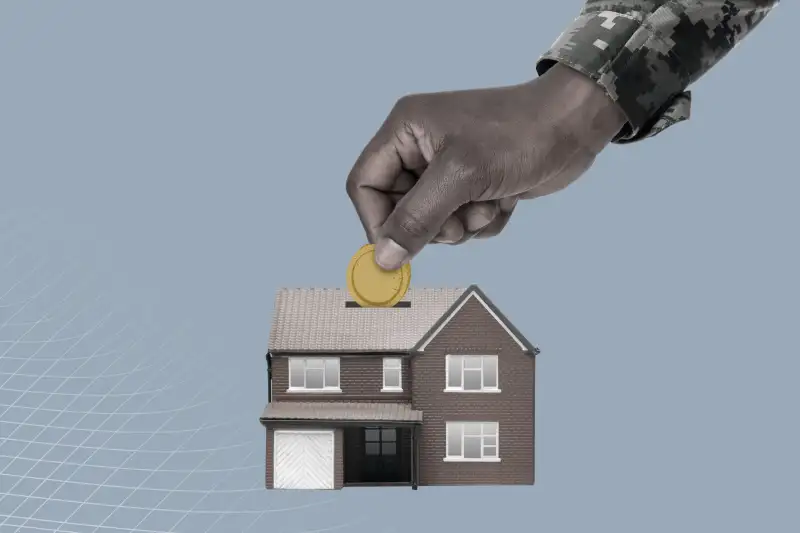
[345,301,411,308]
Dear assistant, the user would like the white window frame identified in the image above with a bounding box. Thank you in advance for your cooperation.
[287,357,341,392]
[444,355,500,393]
[444,422,500,462]
[381,357,403,392]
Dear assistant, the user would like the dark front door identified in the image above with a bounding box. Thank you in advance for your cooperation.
[362,427,401,483]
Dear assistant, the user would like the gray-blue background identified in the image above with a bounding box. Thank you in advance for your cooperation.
[1,1,797,532]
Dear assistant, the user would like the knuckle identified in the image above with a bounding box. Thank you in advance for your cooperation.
[345,143,380,201]
[396,206,432,238]
[345,163,365,200]
[345,174,359,200]
[442,147,476,178]
[390,94,421,122]
[393,94,414,112]
[442,148,491,196]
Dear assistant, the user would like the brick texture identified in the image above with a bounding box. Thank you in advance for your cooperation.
[411,297,535,485]
[265,292,535,488]
[271,355,411,402]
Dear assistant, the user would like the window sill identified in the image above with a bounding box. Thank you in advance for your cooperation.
[443,457,501,463]
[380,387,404,393]
[443,388,501,393]
[286,388,342,393]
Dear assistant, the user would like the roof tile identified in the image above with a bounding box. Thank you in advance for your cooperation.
[268,287,465,352]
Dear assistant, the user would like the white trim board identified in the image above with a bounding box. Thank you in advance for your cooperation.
[417,290,527,351]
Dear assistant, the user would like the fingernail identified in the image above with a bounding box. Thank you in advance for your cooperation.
[374,238,408,271]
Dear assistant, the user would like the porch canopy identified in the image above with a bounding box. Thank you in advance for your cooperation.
[260,401,423,425]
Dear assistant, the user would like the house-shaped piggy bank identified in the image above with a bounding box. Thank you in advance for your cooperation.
[260,284,538,490]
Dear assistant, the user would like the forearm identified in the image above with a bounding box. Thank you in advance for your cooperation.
[537,1,779,143]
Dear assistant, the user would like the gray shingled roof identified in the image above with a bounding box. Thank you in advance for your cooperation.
[260,401,423,423]
[268,287,465,352]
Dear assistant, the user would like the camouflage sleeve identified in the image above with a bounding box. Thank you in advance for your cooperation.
[536,1,778,144]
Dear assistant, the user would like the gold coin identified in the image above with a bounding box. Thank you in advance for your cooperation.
[346,244,411,308]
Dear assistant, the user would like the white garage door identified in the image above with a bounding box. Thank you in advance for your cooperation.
[273,430,335,489]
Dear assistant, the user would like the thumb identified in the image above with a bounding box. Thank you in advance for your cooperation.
[374,150,478,270]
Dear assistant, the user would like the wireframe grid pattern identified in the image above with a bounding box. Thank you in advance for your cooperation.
[0,212,366,533]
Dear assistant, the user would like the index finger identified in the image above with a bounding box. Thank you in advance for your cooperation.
[346,133,402,243]
[346,119,428,243]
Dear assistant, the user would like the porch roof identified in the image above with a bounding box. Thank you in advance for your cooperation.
[260,401,423,423]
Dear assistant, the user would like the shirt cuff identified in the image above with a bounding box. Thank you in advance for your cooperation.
[536,10,692,144]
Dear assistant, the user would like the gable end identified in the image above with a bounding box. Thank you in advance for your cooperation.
[412,285,539,355]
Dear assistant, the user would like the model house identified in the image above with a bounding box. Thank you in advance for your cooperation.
[260,284,538,490]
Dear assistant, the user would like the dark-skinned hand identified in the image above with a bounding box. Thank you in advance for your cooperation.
[346,63,627,270]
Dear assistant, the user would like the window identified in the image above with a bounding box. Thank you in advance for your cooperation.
[287,357,340,391]
[445,422,499,462]
[445,355,499,392]
[365,427,397,456]
[382,358,402,391]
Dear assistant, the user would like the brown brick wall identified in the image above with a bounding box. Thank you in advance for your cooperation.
[271,355,411,402]
[411,296,535,486]
[265,425,343,489]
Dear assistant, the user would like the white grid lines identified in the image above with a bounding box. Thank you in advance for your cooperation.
[8,328,190,532]
[0,318,130,520]
[0,214,363,533]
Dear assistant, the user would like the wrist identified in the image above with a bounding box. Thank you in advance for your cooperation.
[541,63,627,151]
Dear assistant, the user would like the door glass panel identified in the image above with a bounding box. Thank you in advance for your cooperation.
[382,442,396,455]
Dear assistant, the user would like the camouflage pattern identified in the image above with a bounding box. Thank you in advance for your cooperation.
[536,1,778,143]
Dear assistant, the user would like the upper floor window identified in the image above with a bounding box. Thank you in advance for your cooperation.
[382,357,402,392]
[445,355,499,392]
[288,357,340,392]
